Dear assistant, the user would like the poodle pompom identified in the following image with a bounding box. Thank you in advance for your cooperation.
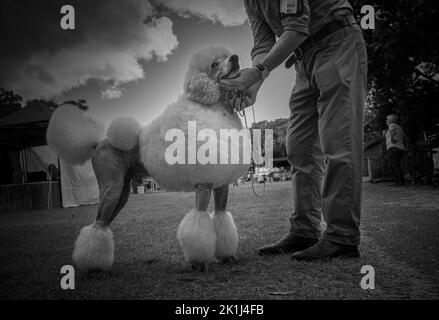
[107,116,141,151]
[177,209,216,265]
[72,223,114,272]
[213,212,238,261]
[47,105,105,165]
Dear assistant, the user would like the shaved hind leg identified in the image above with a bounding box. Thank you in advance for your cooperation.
[93,141,141,226]
[72,140,139,272]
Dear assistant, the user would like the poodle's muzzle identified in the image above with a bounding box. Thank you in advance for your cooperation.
[217,55,240,80]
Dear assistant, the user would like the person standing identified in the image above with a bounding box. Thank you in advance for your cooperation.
[220,0,367,261]
[385,114,406,186]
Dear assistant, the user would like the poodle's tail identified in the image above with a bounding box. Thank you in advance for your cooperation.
[47,104,105,165]
[106,116,142,152]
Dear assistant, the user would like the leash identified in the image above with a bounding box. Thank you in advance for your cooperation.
[238,105,266,198]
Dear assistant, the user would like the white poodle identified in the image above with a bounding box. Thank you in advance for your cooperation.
[47,47,250,272]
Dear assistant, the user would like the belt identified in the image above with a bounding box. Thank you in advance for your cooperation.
[285,15,357,69]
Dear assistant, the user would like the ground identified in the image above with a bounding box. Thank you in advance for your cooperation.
[0,181,438,300]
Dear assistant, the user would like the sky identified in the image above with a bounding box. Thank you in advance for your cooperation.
[0,0,296,127]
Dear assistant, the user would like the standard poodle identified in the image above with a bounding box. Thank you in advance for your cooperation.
[47,46,250,272]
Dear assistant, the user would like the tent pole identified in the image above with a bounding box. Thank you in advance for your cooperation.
[23,148,28,183]
[58,157,63,208]
[47,169,52,213]
[19,150,24,183]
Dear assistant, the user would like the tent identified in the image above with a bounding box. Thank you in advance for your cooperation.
[0,100,52,149]
[0,101,99,208]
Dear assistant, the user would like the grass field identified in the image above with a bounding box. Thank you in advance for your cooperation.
[0,181,438,300]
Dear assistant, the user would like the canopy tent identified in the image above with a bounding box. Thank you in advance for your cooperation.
[0,101,99,208]
[27,146,99,208]
[0,100,52,149]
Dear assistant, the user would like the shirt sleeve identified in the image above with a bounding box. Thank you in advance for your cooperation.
[244,0,276,60]
[280,0,310,36]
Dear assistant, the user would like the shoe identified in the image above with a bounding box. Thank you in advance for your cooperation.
[291,239,360,261]
[259,234,318,256]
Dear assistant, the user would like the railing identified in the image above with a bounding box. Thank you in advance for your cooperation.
[367,157,393,182]
[366,156,410,183]
[0,181,61,212]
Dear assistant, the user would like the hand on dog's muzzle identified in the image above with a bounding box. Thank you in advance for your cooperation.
[218,67,261,91]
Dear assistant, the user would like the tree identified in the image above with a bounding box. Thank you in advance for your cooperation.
[28,98,89,111]
[252,118,289,158]
[350,0,439,142]
[0,88,23,118]
[58,99,89,111]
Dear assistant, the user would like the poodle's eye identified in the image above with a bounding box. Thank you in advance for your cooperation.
[211,62,219,69]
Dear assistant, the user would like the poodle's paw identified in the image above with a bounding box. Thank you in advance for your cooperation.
[72,223,114,272]
[213,211,238,261]
[177,209,216,267]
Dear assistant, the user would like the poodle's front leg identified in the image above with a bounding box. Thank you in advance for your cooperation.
[213,185,238,262]
[177,183,215,271]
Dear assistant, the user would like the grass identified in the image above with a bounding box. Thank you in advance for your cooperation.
[0,181,438,299]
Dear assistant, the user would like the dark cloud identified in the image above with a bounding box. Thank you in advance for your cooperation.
[156,0,247,26]
[0,0,178,99]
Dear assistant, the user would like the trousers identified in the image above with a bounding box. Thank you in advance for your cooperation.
[286,24,367,246]
[387,147,405,184]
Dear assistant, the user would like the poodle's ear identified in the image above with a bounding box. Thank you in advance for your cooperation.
[185,72,221,105]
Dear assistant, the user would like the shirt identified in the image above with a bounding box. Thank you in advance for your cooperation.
[386,123,406,151]
[244,0,354,59]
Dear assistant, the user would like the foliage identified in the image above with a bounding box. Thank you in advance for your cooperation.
[0,88,22,118]
[350,0,439,141]
[251,118,288,158]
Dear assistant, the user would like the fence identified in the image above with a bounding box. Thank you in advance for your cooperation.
[366,156,412,183]
[0,181,61,212]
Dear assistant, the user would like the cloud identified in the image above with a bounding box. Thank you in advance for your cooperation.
[0,0,178,99]
[157,0,247,26]
[101,85,124,100]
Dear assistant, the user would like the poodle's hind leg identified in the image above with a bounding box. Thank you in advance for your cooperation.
[72,142,134,272]
[213,185,238,263]
[177,183,216,271]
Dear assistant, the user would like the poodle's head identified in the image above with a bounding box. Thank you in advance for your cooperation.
[184,46,240,105]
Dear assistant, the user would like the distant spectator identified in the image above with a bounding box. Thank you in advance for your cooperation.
[384,114,407,186]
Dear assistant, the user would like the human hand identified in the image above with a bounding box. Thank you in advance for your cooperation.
[219,67,262,91]
[225,83,259,113]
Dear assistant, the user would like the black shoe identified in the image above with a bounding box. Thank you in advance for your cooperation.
[259,234,318,256]
[291,239,360,262]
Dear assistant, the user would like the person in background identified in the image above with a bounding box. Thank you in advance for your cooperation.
[384,114,406,187]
